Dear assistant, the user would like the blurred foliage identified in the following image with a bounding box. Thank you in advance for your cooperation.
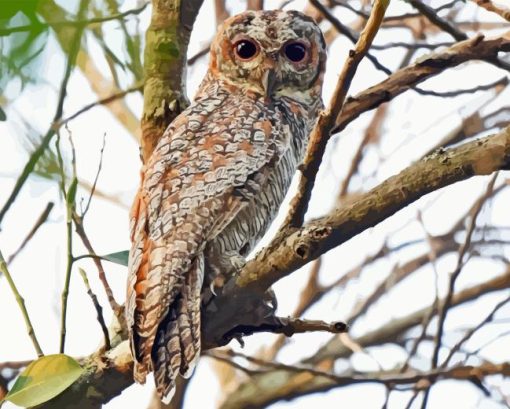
[0,0,145,96]
[18,120,62,182]
[0,0,49,90]
[1,0,146,188]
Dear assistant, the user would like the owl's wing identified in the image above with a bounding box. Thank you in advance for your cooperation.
[126,94,286,398]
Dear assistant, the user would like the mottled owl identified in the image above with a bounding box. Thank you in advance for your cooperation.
[127,9,326,402]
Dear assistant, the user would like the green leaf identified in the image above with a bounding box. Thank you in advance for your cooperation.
[101,250,129,266]
[3,354,84,407]
[66,177,78,207]
[0,106,6,121]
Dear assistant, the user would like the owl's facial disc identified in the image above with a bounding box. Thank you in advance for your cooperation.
[210,10,326,103]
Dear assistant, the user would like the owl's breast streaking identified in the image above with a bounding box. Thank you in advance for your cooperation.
[208,91,320,272]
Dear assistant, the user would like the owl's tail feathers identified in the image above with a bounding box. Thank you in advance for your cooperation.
[132,343,150,384]
[153,254,204,403]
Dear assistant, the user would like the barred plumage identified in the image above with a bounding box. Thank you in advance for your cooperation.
[127,10,326,402]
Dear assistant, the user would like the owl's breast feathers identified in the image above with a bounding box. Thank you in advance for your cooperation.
[127,80,316,400]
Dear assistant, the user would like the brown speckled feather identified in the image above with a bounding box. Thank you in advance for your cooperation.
[127,9,326,402]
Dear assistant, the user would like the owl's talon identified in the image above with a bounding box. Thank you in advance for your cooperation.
[263,288,278,313]
[234,335,245,348]
[209,281,217,296]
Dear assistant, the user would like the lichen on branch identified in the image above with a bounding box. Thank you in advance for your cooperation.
[141,0,204,162]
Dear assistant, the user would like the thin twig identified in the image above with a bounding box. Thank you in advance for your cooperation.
[430,173,498,368]
[61,83,143,126]
[81,134,106,217]
[331,0,462,22]
[338,104,388,199]
[72,215,120,312]
[269,317,348,336]
[78,268,111,350]
[210,349,510,387]
[310,0,392,75]
[58,131,79,354]
[407,0,467,41]
[0,250,44,357]
[371,41,453,50]
[414,76,508,98]
[187,46,210,65]
[442,294,510,367]
[7,202,54,265]
[332,34,510,134]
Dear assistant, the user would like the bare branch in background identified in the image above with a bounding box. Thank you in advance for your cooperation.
[430,174,498,368]
[471,0,510,22]
[247,0,264,11]
[221,269,510,408]
[335,34,510,134]
[61,83,143,126]
[7,202,54,265]
[407,0,467,41]
[215,0,229,26]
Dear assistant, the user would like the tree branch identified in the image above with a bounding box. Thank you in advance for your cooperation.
[141,0,204,162]
[220,268,510,409]
[334,33,510,134]
[235,127,510,293]
[0,250,44,357]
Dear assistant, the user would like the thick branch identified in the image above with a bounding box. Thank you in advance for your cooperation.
[34,342,133,409]
[236,127,510,292]
[141,0,204,162]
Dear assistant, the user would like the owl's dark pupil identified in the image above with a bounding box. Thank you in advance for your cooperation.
[284,42,306,62]
[235,40,257,59]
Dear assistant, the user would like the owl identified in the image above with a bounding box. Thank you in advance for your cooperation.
[127,9,326,402]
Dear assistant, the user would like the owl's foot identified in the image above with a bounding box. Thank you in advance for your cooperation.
[263,287,278,315]
[209,275,226,296]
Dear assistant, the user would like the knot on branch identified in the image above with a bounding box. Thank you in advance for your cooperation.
[293,226,331,259]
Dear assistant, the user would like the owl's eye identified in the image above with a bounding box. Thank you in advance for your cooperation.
[284,42,307,63]
[234,39,259,60]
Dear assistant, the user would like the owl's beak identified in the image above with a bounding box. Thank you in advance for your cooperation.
[262,69,277,98]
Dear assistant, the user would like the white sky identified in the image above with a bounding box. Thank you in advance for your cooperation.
[1,0,509,408]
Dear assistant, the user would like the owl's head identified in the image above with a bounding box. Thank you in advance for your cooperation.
[209,10,326,104]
